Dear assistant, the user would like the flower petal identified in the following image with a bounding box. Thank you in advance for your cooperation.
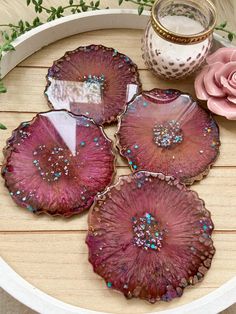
[206,47,236,64]
[230,50,236,62]
[208,97,236,120]
[215,62,236,84]
[228,96,236,104]
[220,76,236,97]
[229,72,236,89]
[203,63,225,97]
[194,65,210,100]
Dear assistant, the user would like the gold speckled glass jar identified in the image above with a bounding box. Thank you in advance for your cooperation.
[142,0,217,80]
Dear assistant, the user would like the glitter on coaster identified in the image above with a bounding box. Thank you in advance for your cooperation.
[132,212,163,251]
[85,74,106,90]
[32,146,70,182]
[153,120,183,148]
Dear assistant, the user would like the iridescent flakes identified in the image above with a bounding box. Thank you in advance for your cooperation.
[132,213,163,251]
[153,120,183,148]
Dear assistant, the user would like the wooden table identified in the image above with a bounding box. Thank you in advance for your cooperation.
[0,1,236,313]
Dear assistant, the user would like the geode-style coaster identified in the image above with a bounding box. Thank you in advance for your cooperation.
[2,110,115,217]
[86,171,215,303]
[45,45,141,125]
[116,89,220,185]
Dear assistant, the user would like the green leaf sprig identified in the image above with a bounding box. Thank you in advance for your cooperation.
[215,21,236,42]
[27,0,102,21]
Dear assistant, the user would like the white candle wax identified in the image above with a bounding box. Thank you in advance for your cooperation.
[144,15,211,79]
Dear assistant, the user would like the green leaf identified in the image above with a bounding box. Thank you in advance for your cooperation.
[3,31,9,41]
[4,44,15,51]
[228,32,234,42]
[0,123,7,130]
[95,1,100,7]
[27,0,31,6]
[82,5,88,11]
[33,17,41,26]
[18,20,24,32]
[138,5,144,15]
[11,31,18,40]
[0,82,7,93]
[119,0,123,5]
[69,0,74,5]
[219,21,227,28]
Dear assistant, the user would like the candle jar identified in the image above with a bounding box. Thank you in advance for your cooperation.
[142,0,216,80]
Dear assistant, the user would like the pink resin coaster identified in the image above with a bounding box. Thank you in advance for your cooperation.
[2,110,115,217]
[116,89,220,185]
[86,171,215,303]
[45,45,141,125]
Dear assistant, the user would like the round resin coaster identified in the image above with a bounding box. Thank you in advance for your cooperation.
[86,171,215,303]
[116,89,220,185]
[45,45,141,125]
[2,111,115,217]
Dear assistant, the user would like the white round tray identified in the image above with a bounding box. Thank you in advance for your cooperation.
[0,9,236,314]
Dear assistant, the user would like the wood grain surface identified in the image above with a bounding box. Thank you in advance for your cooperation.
[0,0,236,313]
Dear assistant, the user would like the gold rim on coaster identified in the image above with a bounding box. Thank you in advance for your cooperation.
[151,0,217,45]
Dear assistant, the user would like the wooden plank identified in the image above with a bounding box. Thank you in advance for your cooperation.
[0,232,235,314]
[0,167,235,232]
[0,110,235,167]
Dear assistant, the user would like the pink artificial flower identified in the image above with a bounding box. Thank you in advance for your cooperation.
[195,47,236,120]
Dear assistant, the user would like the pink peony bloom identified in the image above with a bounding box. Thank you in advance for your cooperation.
[86,171,215,303]
[195,47,236,120]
